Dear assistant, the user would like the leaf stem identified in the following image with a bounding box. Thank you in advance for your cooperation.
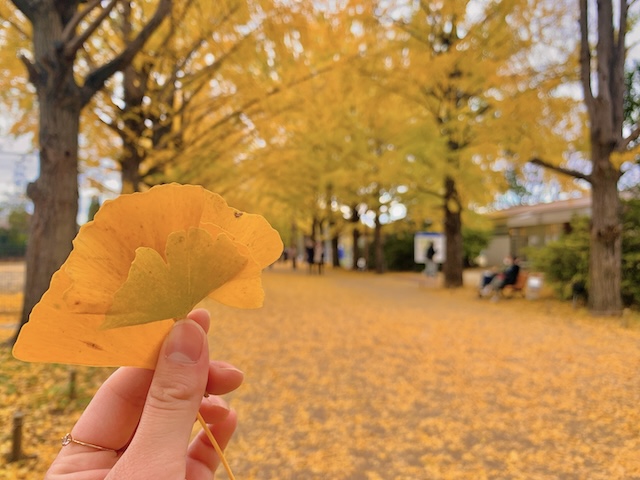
[196,411,236,480]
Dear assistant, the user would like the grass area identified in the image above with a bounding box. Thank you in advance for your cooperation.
[0,291,114,479]
[0,318,113,479]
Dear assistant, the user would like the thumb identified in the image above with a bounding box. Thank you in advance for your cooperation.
[121,319,209,475]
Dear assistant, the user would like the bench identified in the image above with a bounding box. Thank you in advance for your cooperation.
[501,271,528,298]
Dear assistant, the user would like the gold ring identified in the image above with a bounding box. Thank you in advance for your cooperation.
[62,433,119,454]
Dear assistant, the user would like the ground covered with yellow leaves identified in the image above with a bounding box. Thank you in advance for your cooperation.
[2,265,640,479]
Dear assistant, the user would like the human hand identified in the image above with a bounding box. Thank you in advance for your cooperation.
[45,308,243,479]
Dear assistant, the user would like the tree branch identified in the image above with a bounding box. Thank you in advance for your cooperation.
[9,0,35,22]
[618,0,629,57]
[618,124,640,151]
[0,10,30,38]
[415,184,444,201]
[146,3,244,106]
[80,0,172,106]
[393,20,432,48]
[529,157,592,183]
[579,0,595,118]
[18,52,40,84]
[177,37,246,93]
[64,0,119,60]
[60,0,107,46]
[611,0,628,136]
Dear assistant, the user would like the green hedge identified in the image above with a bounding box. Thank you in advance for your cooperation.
[0,205,30,259]
[526,199,640,307]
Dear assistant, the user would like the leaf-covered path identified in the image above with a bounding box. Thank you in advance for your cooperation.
[208,265,640,480]
[1,265,639,479]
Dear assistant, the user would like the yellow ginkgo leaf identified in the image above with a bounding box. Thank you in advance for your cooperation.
[103,228,248,329]
[12,269,175,368]
[62,184,282,313]
[12,184,283,368]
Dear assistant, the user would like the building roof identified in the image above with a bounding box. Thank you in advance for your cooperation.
[488,196,592,228]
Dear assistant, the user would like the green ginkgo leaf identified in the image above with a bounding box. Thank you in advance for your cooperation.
[102,228,248,329]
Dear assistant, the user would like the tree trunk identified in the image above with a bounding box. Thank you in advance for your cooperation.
[374,215,384,274]
[290,221,297,270]
[120,151,143,194]
[120,21,146,194]
[443,176,463,288]
[589,144,623,315]
[17,119,80,341]
[352,227,360,270]
[331,235,340,268]
[8,0,172,345]
[10,6,81,343]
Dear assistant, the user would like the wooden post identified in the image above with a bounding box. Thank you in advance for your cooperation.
[8,411,24,462]
[68,368,77,401]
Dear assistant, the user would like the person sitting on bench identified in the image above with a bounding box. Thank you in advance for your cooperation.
[480,256,520,298]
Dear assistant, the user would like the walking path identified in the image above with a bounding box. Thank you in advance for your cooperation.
[206,264,640,480]
[1,263,639,479]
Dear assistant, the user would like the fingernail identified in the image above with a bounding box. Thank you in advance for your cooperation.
[208,395,231,413]
[219,366,245,376]
[165,320,205,364]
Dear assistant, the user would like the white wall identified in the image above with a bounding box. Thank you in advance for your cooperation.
[484,235,510,268]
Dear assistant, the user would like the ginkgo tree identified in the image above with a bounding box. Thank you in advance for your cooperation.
[364,1,509,286]
[234,4,433,271]
[362,0,575,287]
[249,57,441,272]
[85,0,266,194]
[3,0,173,344]
[244,76,345,250]
[531,0,640,315]
[332,91,436,273]
[126,1,349,198]
[220,6,368,255]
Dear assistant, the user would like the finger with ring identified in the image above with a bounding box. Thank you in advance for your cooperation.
[62,433,119,455]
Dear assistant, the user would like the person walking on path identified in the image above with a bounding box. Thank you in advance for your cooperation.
[424,241,437,278]
[314,240,325,275]
[305,238,315,274]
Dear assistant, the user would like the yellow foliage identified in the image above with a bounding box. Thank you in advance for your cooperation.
[211,267,640,479]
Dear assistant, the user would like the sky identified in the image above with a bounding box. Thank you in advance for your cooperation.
[0,134,37,205]
[0,124,120,225]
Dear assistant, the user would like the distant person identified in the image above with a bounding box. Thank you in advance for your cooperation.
[498,256,520,291]
[289,244,298,270]
[356,257,367,271]
[305,238,315,274]
[424,241,437,277]
[479,266,499,291]
[481,255,520,299]
[313,240,325,275]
